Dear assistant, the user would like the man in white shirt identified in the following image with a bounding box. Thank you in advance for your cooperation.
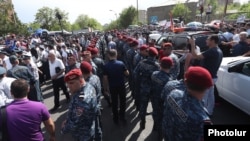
[48,50,70,112]
[206,4,212,22]
[0,50,12,70]
[0,66,16,107]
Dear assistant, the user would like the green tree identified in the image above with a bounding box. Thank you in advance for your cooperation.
[239,3,250,18]
[73,14,102,30]
[34,7,70,31]
[0,1,26,36]
[103,21,117,31]
[171,3,191,21]
[118,6,137,29]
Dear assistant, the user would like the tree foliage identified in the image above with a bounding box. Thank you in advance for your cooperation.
[224,2,250,20]
[34,7,70,31]
[171,3,191,21]
[73,14,102,30]
[103,6,137,30]
[118,6,137,29]
[0,1,28,36]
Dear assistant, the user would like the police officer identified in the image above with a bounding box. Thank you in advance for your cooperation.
[122,37,133,67]
[22,52,44,102]
[116,34,125,61]
[133,44,148,68]
[80,61,102,141]
[65,56,80,73]
[126,39,138,98]
[150,57,173,138]
[61,69,98,141]
[133,44,148,110]
[90,47,105,80]
[134,47,160,129]
[162,66,213,141]
[90,47,111,106]
[160,43,180,80]
[6,55,40,102]
[81,51,97,75]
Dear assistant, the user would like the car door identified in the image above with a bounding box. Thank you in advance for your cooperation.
[222,61,250,115]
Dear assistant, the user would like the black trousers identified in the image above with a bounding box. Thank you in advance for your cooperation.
[110,86,126,119]
[52,77,70,106]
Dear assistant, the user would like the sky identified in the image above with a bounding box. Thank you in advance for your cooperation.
[12,0,168,25]
[12,0,249,25]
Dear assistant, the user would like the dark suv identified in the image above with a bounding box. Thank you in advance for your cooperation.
[155,31,231,57]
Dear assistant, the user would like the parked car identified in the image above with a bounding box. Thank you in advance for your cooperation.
[155,31,232,57]
[215,56,250,116]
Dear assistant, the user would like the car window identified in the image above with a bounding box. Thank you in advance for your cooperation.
[173,37,187,50]
[195,35,209,52]
[230,61,250,76]
[156,36,167,46]
[242,62,250,76]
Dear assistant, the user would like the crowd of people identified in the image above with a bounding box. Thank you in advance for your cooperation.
[0,19,249,141]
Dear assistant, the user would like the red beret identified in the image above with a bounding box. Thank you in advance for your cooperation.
[87,47,93,52]
[126,37,134,42]
[88,44,95,48]
[185,66,213,89]
[161,57,173,66]
[80,61,93,74]
[148,47,158,56]
[90,47,98,55]
[140,44,148,51]
[163,43,173,47]
[122,36,127,40]
[64,69,82,82]
[130,40,139,46]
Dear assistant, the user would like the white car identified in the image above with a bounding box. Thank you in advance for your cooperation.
[215,56,250,116]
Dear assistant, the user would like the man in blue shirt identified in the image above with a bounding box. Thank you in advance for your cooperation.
[103,49,129,124]
[190,34,223,116]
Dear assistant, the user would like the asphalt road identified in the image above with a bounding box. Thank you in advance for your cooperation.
[41,81,250,141]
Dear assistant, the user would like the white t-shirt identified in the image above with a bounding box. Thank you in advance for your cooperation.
[61,49,68,66]
[0,77,16,102]
[233,34,240,43]
[49,58,65,79]
[3,56,12,70]
[206,5,212,13]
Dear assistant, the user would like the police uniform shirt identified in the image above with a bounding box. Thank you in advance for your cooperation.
[7,65,36,85]
[162,89,211,141]
[151,70,171,99]
[168,53,180,80]
[85,74,102,106]
[61,83,97,140]
[161,79,185,101]
[133,57,160,93]
[49,58,65,79]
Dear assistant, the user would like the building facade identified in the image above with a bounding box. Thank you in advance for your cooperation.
[138,10,147,24]
[147,0,199,24]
